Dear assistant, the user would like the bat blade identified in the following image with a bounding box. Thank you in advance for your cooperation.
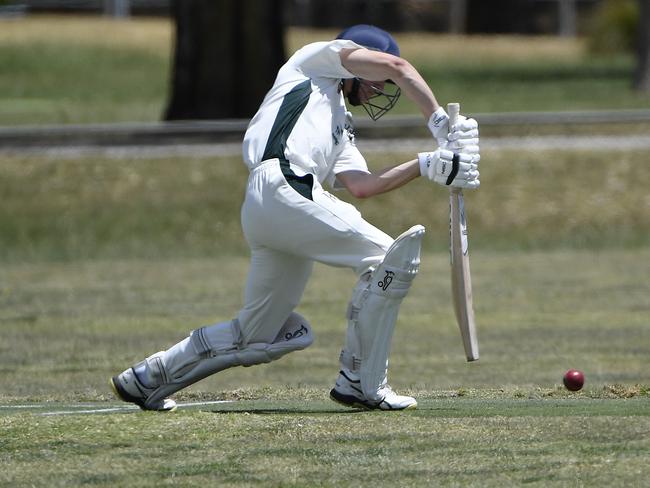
[448,102,479,362]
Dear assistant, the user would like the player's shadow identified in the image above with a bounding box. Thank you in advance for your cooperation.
[209,407,368,415]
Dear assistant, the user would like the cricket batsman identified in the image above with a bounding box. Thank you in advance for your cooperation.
[111,24,480,411]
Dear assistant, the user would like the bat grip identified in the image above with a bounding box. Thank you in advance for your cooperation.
[447,102,460,128]
[448,102,460,194]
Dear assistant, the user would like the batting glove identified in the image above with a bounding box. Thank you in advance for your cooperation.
[427,107,450,148]
[427,107,480,152]
[418,149,480,189]
[448,116,480,154]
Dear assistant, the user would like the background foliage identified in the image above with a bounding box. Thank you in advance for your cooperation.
[0,16,649,126]
[587,0,639,53]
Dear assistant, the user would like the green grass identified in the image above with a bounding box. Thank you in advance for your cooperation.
[0,15,170,125]
[1,143,649,485]
[1,146,648,262]
[1,17,649,125]
[1,19,649,482]
[412,58,649,114]
[0,41,169,125]
[1,249,649,486]
[1,399,649,487]
[1,249,649,397]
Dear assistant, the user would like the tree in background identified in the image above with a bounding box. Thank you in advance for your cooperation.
[585,0,649,91]
[635,0,650,90]
[165,0,285,120]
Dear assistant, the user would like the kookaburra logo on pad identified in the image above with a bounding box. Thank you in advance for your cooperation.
[378,270,395,291]
[285,324,308,341]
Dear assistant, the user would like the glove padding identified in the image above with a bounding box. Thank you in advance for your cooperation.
[427,107,450,148]
[448,117,479,153]
[427,106,480,152]
[418,149,480,189]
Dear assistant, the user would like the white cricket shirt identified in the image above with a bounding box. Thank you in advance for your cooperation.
[242,39,370,188]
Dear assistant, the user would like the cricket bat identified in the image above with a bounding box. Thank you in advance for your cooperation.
[448,102,479,362]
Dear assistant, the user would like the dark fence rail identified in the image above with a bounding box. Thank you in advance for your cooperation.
[1,109,649,147]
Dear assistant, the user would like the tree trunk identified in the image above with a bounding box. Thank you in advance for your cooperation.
[634,0,650,91]
[449,0,467,34]
[558,0,576,37]
[165,0,285,120]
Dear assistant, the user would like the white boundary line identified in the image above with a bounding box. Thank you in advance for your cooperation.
[0,403,117,409]
[0,400,234,416]
[40,406,140,416]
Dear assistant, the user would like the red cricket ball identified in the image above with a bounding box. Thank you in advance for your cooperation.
[563,369,585,391]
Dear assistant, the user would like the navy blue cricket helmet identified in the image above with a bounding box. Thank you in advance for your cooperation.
[335,24,401,121]
[336,24,400,57]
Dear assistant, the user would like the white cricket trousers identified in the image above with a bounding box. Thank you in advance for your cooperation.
[238,159,394,344]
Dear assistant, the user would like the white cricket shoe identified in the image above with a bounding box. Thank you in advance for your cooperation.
[329,369,417,411]
[110,366,177,412]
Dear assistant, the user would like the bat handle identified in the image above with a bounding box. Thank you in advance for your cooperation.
[447,102,460,128]
[448,102,460,195]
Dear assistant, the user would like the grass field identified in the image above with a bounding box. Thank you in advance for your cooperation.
[1,250,649,486]
[1,16,649,125]
[1,13,649,487]
[1,146,649,261]
[1,143,649,486]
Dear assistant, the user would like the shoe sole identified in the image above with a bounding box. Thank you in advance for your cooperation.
[109,376,177,412]
[330,390,373,410]
[329,388,417,411]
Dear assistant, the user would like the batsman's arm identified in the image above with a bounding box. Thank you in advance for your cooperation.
[338,48,476,150]
[336,159,421,198]
[337,142,481,198]
[339,48,440,120]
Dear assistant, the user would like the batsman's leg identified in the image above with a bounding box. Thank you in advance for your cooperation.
[111,249,314,411]
[111,311,313,411]
[331,224,425,410]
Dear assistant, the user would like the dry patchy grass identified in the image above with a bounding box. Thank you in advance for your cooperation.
[0,14,172,53]
[0,16,586,64]
[287,27,586,63]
